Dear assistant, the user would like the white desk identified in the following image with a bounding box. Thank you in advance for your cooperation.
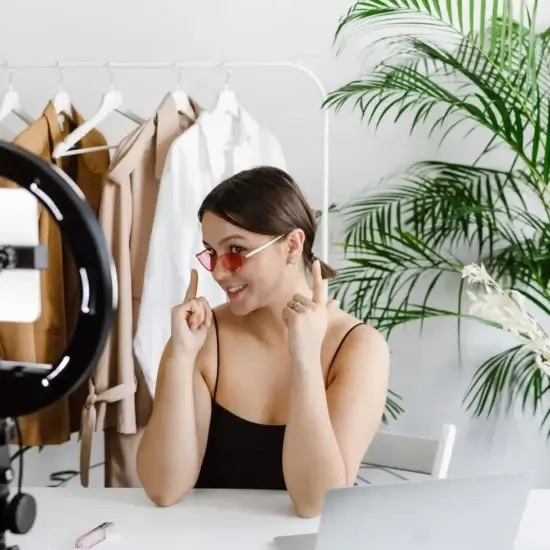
[9,488,550,550]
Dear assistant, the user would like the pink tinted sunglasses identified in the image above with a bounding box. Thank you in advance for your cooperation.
[196,235,283,273]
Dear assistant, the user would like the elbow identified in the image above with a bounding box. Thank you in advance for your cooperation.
[145,488,185,508]
[294,502,323,519]
[139,461,189,508]
[288,490,326,519]
[289,474,350,519]
[136,436,188,508]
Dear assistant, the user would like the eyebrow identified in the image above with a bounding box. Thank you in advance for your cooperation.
[202,234,247,247]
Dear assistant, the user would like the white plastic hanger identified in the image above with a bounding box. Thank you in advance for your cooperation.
[53,89,72,118]
[172,65,195,119]
[213,68,239,117]
[52,64,72,118]
[53,65,145,158]
[0,66,34,125]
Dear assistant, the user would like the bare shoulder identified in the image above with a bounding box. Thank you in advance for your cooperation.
[211,302,235,324]
[326,307,390,375]
[327,305,385,344]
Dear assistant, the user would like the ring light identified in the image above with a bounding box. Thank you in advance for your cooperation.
[0,140,117,419]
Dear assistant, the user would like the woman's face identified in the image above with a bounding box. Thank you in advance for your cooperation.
[200,212,301,315]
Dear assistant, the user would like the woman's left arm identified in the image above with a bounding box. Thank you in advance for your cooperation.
[282,323,390,518]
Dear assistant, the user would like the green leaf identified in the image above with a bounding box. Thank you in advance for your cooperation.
[382,389,405,424]
[328,0,550,434]
[463,346,550,427]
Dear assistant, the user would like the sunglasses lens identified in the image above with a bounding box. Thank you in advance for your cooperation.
[220,253,244,272]
[196,250,216,271]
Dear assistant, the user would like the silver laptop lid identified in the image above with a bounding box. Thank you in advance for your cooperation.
[315,471,534,550]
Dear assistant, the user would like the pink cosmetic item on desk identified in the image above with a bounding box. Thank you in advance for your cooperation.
[74,521,115,548]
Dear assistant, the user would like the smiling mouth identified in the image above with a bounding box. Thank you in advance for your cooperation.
[226,284,248,299]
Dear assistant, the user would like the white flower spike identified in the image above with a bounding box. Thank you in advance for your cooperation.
[462,263,550,377]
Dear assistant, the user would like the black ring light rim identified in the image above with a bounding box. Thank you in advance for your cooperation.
[0,140,116,419]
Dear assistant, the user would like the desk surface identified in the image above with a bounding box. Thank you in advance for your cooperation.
[10,487,550,550]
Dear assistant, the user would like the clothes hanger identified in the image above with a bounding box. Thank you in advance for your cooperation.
[213,67,239,117]
[171,65,195,119]
[53,64,145,158]
[0,66,34,125]
[52,64,73,121]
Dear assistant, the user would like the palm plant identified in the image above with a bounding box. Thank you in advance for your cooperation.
[325,0,550,433]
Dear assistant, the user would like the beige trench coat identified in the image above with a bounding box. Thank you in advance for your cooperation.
[80,94,201,487]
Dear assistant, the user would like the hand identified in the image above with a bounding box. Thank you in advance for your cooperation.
[282,260,335,365]
[171,269,213,358]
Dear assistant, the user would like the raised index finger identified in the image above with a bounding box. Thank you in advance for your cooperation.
[184,268,199,302]
[312,259,326,304]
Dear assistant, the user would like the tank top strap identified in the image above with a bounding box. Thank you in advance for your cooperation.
[327,323,365,377]
[212,311,221,399]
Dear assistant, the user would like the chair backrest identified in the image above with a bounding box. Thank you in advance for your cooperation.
[363,423,456,478]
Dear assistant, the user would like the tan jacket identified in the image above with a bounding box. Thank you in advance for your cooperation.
[80,94,200,486]
[0,102,109,446]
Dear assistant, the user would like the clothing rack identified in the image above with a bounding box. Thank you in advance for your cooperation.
[3,61,331,264]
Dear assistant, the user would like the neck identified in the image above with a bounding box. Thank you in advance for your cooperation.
[246,276,312,340]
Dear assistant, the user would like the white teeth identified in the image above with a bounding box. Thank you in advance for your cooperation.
[228,285,247,293]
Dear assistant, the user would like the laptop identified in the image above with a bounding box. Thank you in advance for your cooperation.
[273,471,534,550]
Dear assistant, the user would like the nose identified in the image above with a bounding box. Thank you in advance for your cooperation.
[212,260,231,283]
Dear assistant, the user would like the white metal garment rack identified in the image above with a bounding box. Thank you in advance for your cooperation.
[4,60,331,265]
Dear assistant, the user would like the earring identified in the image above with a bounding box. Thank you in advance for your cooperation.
[287,256,296,265]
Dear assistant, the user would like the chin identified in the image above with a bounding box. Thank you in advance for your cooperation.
[226,290,267,316]
[227,297,255,316]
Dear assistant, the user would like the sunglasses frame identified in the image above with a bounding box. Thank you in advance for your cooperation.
[196,234,284,273]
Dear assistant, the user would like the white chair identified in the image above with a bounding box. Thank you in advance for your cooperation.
[362,423,456,480]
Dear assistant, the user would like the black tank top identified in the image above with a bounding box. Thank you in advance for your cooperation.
[194,315,364,490]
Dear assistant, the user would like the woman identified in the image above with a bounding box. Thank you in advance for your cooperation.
[137,166,390,517]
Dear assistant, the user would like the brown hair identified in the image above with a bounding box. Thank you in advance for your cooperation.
[198,166,337,279]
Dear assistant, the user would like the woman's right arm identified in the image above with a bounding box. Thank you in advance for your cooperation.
[136,320,216,506]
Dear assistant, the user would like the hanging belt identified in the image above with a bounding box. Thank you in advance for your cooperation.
[79,377,137,487]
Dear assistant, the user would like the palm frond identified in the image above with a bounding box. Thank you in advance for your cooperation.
[482,221,550,318]
[485,226,550,281]
[334,1,539,81]
[367,304,462,332]
[332,227,463,338]
[327,6,550,179]
[383,389,405,424]
[328,0,550,432]
[463,345,550,434]
[341,161,537,261]
[327,37,549,170]
[332,159,549,341]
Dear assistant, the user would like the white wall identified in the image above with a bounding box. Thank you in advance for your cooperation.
[2,0,550,487]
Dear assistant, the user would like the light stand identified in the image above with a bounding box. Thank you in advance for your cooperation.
[0,419,36,550]
[0,140,116,548]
